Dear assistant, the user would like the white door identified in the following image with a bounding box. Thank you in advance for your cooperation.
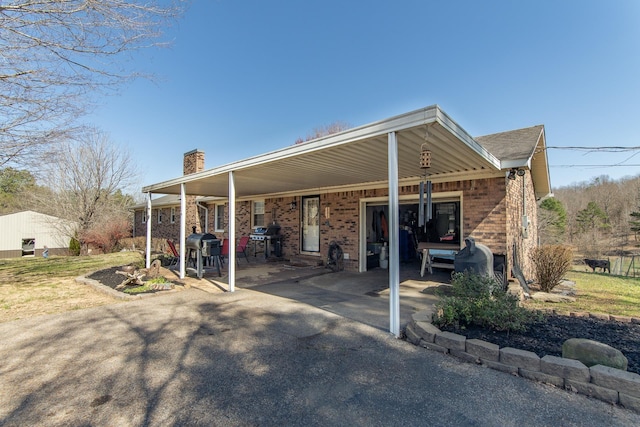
[302,196,320,252]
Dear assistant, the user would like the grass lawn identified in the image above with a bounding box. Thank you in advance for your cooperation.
[0,252,143,323]
[524,268,640,318]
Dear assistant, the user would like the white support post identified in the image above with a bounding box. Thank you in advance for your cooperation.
[179,183,186,279]
[228,171,236,292]
[145,192,152,269]
[388,132,400,337]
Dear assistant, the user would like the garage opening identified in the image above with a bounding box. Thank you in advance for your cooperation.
[22,238,35,257]
[360,193,463,272]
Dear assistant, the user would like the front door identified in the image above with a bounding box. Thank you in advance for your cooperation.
[302,196,320,252]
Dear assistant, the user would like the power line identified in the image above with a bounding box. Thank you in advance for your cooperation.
[547,146,640,152]
[550,164,640,168]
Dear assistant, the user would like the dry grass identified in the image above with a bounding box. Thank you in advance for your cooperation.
[0,252,143,323]
[524,269,640,317]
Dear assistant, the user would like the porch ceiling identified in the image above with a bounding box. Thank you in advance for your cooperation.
[142,106,501,198]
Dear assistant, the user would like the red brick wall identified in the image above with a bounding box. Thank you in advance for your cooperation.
[135,175,535,274]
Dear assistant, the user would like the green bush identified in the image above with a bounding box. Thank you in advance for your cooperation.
[69,237,81,256]
[433,272,542,333]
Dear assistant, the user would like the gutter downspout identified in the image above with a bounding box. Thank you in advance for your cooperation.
[196,201,209,233]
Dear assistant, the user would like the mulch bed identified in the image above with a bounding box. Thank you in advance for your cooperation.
[87,266,165,294]
[441,314,640,374]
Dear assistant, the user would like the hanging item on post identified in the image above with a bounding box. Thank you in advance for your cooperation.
[418,140,432,228]
[420,143,432,169]
[419,181,432,228]
[418,127,433,229]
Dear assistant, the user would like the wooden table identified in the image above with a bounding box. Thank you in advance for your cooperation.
[417,242,461,277]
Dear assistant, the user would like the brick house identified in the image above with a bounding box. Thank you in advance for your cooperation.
[136,105,550,334]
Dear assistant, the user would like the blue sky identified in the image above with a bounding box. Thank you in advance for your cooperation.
[87,0,640,192]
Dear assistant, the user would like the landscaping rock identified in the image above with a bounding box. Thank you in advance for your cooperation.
[562,338,628,370]
[530,292,576,303]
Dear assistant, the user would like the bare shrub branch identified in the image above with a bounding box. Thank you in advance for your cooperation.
[532,245,573,292]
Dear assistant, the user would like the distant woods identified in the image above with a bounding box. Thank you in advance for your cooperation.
[541,175,640,257]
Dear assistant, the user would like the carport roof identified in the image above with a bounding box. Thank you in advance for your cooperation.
[142,105,549,199]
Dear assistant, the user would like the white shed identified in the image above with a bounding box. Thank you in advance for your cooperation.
[0,211,74,258]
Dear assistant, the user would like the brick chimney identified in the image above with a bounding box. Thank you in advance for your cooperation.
[183,149,205,233]
[183,149,205,175]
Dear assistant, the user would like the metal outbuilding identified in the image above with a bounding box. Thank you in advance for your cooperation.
[0,211,73,258]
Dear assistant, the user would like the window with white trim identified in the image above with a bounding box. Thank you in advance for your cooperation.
[170,207,176,224]
[141,210,146,224]
[252,200,265,228]
[215,204,225,232]
[157,209,163,224]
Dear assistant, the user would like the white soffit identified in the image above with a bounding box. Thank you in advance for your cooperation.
[142,105,501,198]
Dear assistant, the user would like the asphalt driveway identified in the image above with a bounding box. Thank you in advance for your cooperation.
[1,286,639,426]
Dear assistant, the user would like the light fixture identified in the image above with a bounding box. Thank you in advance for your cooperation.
[290,199,297,210]
[507,169,517,180]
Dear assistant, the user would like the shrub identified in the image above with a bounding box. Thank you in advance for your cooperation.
[433,272,542,333]
[532,245,573,292]
[69,237,81,256]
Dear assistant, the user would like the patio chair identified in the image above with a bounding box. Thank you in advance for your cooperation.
[236,236,250,263]
[167,239,179,269]
[220,237,251,266]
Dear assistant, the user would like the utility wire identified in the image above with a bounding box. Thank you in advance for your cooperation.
[547,146,640,152]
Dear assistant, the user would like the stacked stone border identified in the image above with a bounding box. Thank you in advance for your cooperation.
[405,310,640,413]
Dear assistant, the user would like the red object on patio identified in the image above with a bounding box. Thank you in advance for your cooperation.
[220,237,250,265]
[166,240,180,269]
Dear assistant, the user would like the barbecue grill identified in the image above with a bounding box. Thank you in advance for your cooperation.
[185,233,221,278]
[250,224,282,258]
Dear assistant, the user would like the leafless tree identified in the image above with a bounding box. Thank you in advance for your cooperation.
[35,129,138,253]
[294,121,351,144]
[0,0,185,167]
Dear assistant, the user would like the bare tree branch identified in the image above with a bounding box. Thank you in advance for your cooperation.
[34,128,139,252]
[1,0,186,167]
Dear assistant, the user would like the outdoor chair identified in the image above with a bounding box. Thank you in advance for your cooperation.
[220,237,251,266]
[236,236,250,263]
[166,239,180,269]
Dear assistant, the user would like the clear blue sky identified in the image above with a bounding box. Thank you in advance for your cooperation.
[87,0,640,192]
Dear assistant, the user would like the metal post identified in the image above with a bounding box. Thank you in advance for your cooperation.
[145,192,152,269]
[180,183,186,279]
[388,132,400,337]
[228,171,236,292]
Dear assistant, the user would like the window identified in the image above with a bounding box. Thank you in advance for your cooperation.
[215,204,225,231]
[142,210,146,224]
[170,207,176,224]
[252,200,265,228]
[157,209,163,224]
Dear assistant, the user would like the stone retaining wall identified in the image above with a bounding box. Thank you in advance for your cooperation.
[405,310,640,413]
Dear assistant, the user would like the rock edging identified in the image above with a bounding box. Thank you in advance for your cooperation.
[405,310,640,413]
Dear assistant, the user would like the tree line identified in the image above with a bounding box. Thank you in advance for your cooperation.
[539,174,640,257]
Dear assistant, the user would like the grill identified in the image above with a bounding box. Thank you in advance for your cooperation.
[185,233,221,278]
[250,224,282,258]
[454,237,493,278]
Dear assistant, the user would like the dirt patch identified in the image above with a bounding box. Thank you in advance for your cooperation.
[441,314,640,374]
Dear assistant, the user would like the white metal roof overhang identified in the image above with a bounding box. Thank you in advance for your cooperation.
[142,105,502,198]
